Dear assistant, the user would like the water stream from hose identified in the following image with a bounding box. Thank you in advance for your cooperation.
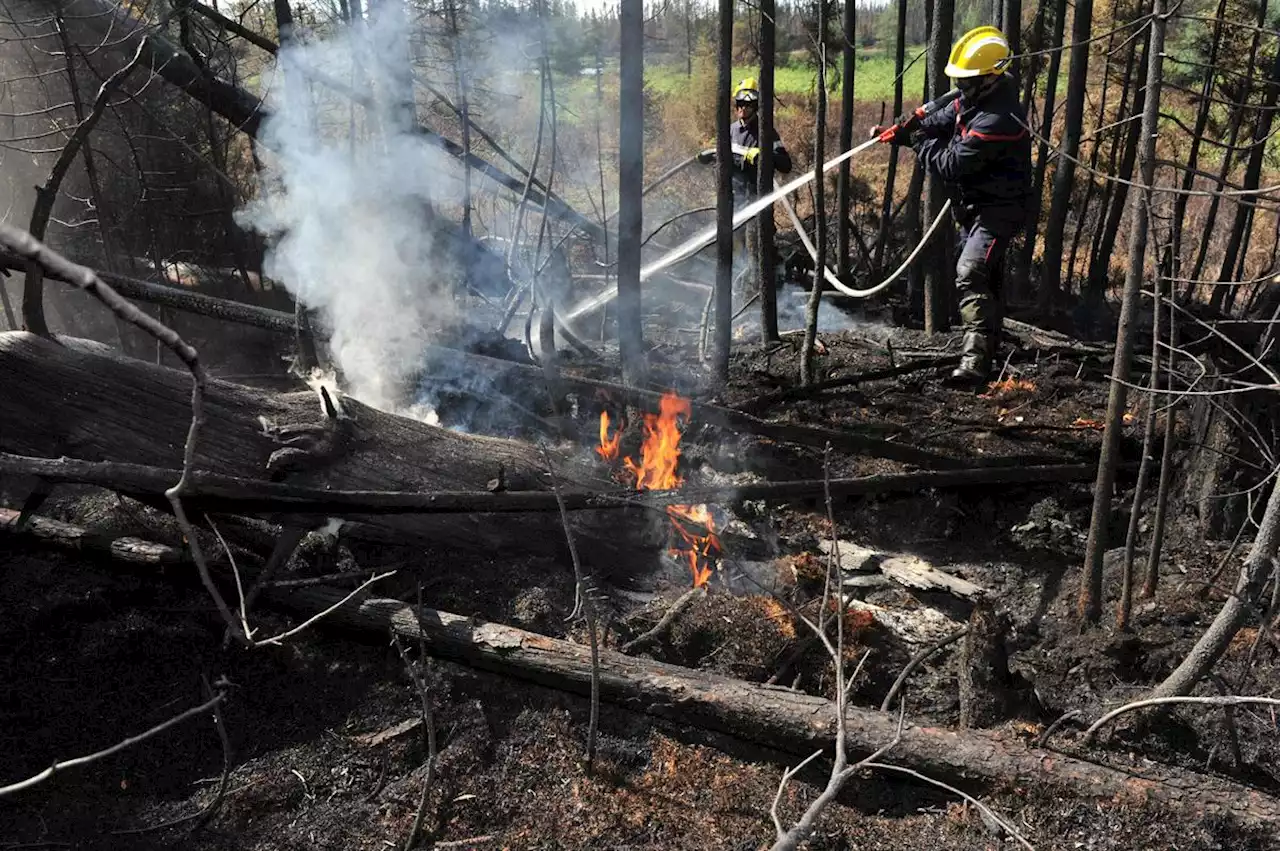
[562,136,883,323]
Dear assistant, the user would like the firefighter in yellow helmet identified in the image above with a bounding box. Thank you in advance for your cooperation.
[697,77,792,200]
[872,26,1032,386]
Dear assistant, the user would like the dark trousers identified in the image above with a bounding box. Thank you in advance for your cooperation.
[954,214,1010,337]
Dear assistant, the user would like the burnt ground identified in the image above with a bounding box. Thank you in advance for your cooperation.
[2,316,1279,850]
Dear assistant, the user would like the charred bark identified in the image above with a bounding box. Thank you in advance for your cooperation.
[1036,0,1089,311]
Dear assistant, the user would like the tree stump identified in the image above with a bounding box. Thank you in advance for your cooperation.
[958,600,1013,729]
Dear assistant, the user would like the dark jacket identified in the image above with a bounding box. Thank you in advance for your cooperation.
[907,74,1032,234]
[730,118,792,198]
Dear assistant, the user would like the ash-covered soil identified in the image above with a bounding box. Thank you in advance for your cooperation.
[2,321,1277,849]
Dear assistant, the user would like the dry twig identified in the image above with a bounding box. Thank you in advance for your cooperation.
[1083,694,1280,743]
[0,687,227,798]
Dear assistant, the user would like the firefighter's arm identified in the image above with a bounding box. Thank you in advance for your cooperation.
[914,130,996,183]
[915,99,959,140]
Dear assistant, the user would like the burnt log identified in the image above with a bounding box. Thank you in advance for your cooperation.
[279,587,1280,830]
[0,331,639,563]
[5,510,1278,832]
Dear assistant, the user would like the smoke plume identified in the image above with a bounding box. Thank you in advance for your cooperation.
[235,10,467,413]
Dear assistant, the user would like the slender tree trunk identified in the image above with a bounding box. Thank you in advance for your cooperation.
[837,0,856,285]
[1002,0,1021,78]
[1168,0,1228,287]
[23,41,143,336]
[1086,36,1147,302]
[1065,27,1119,287]
[1187,0,1269,291]
[685,0,695,78]
[712,0,734,384]
[54,14,129,352]
[1142,293,1177,598]
[923,0,954,333]
[594,37,611,341]
[759,0,780,341]
[1118,232,1162,631]
[447,0,471,243]
[618,0,646,384]
[1079,0,1165,626]
[1210,45,1280,313]
[1083,37,1138,302]
[905,0,932,316]
[1014,0,1064,305]
[874,0,909,276]
[1038,0,1094,311]
[802,40,828,385]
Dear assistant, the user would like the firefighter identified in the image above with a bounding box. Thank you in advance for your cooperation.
[697,77,793,291]
[872,26,1032,386]
[697,76,793,199]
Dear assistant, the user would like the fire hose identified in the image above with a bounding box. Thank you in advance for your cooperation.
[561,87,960,324]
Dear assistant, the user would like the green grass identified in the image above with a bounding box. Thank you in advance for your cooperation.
[643,50,928,103]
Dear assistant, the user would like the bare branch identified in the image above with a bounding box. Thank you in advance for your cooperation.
[0,688,226,798]
[1083,695,1280,743]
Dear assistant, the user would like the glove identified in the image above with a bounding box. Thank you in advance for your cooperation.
[696,148,716,165]
[742,146,760,165]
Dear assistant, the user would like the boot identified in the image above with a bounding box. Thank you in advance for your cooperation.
[945,331,992,387]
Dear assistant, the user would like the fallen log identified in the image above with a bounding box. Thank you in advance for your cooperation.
[0,331,631,561]
[6,511,1278,831]
[275,588,1280,829]
[0,452,1102,518]
[259,583,1280,827]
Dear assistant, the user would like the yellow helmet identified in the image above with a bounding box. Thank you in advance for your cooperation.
[733,77,760,104]
[945,26,1011,78]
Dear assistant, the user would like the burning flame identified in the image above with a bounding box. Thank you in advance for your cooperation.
[597,392,721,588]
[596,410,622,461]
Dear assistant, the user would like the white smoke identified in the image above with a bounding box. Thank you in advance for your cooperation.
[235,10,467,413]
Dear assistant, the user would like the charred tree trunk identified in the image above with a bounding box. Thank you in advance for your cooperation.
[618,0,646,384]
[712,0,734,385]
[1066,26,1120,289]
[922,0,954,333]
[1168,0,1228,285]
[1001,0,1021,78]
[8,506,1280,828]
[1078,1,1164,627]
[1210,45,1280,313]
[758,0,780,342]
[22,40,143,336]
[1037,0,1093,311]
[1085,35,1147,303]
[837,0,856,285]
[1014,0,1064,305]
[958,601,1013,728]
[874,0,909,277]
[801,37,828,387]
[1142,294,1177,598]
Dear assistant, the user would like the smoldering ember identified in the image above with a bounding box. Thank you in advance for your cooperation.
[1,0,1279,849]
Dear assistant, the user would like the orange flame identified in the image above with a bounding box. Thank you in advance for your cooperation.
[596,410,622,461]
[596,392,721,588]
